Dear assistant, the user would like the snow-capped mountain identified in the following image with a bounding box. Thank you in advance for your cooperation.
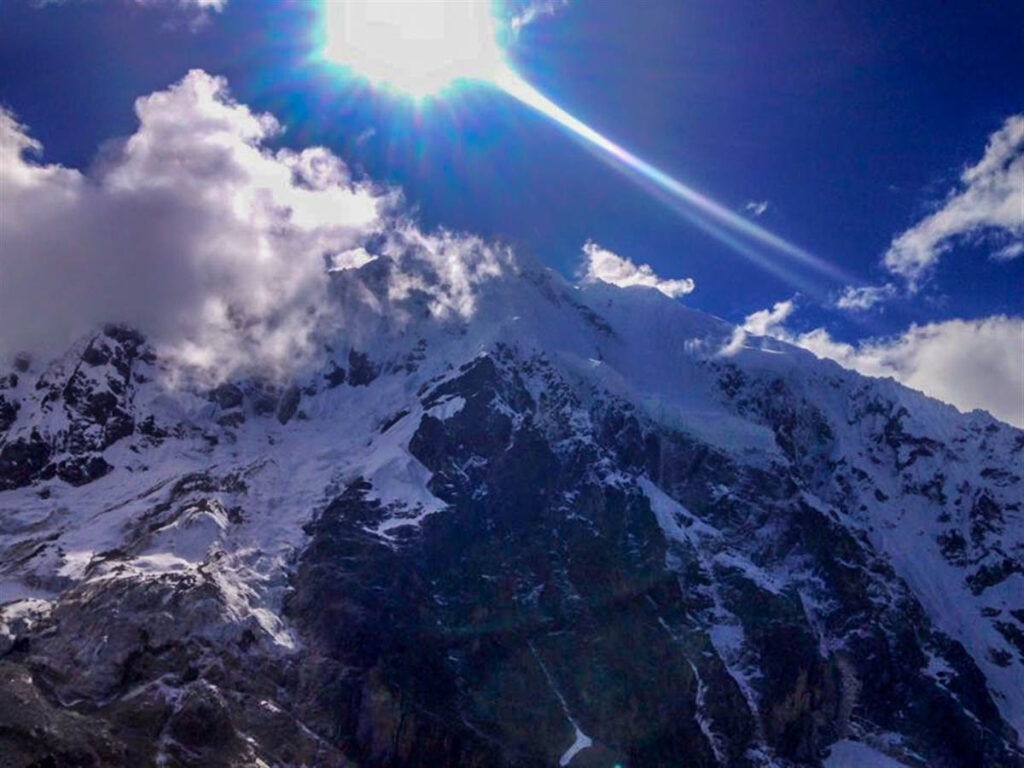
[1,252,1021,768]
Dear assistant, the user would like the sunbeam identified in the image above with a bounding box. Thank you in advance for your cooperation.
[494,67,853,287]
[318,0,854,291]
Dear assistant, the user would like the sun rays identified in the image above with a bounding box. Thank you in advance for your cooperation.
[318,0,851,294]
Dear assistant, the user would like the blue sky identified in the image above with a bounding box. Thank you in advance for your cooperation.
[1,0,1022,422]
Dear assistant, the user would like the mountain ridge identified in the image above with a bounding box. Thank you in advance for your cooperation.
[1,255,1021,767]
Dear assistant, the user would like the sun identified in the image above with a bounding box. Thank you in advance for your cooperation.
[320,0,505,99]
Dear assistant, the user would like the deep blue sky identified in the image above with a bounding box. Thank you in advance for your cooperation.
[2,0,1021,338]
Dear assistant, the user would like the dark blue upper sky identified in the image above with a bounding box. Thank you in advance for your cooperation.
[2,0,1021,339]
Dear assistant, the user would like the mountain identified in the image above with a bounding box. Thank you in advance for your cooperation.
[1,252,1022,768]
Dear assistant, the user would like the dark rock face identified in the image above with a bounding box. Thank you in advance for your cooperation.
[0,429,52,491]
[212,383,244,410]
[324,362,347,388]
[347,349,379,387]
[55,454,113,486]
[0,574,349,768]
[166,684,238,752]
[276,384,301,425]
[282,353,1022,767]
[0,374,19,433]
[0,660,125,768]
[0,326,153,492]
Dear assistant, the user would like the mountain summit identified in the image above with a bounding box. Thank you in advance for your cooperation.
[1,253,1021,767]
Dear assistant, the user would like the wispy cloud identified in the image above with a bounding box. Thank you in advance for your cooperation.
[580,241,695,298]
[991,241,1024,262]
[507,0,570,32]
[884,114,1023,289]
[834,283,898,311]
[743,200,770,217]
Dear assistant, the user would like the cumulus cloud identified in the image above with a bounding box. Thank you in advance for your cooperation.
[0,69,517,380]
[744,200,770,217]
[580,241,695,298]
[727,300,1024,427]
[884,114,1024,289]
[0,70,385,374]
[835,283,898,311]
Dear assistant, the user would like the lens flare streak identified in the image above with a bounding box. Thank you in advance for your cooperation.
[316,0,851,289]
[495,67,850,285]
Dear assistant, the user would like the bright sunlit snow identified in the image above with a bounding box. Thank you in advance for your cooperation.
[320,0,504,98]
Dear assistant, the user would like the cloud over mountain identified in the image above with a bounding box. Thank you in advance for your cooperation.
[0,70,518,381]
[3,68,1016,432]
[730,300,1024,427]
[580,240,695,297]
[0,70,390,375]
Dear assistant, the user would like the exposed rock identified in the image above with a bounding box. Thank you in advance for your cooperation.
[0,431,51,491]
[13,352,32,373]
[347,349,378,387]
[276,384,301,425]
[212,383,244,410]
[324,362,347,388]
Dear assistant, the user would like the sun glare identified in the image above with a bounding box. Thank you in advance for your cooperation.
[320,0,504,99]
[319,1,847,291]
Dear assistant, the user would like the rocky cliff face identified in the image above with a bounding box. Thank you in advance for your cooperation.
[0,259,1021,767]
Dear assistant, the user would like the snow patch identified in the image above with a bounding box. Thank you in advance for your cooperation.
[428,395,466,420]
[529,643,595,766]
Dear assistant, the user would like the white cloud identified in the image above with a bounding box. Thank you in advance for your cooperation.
[0,70,382,373]
[379,226,510,320]
[744,200,770,217]
[884,114,1024,289]
[0,70,515,380]
[718,298,794,356]
[740,299,795,336]
[835,283,898,311]
[730,300,1024,427]
[580,241,695,298]
[991,241,1024,262]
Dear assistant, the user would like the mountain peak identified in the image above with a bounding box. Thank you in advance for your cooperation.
[1,271,1022,767]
